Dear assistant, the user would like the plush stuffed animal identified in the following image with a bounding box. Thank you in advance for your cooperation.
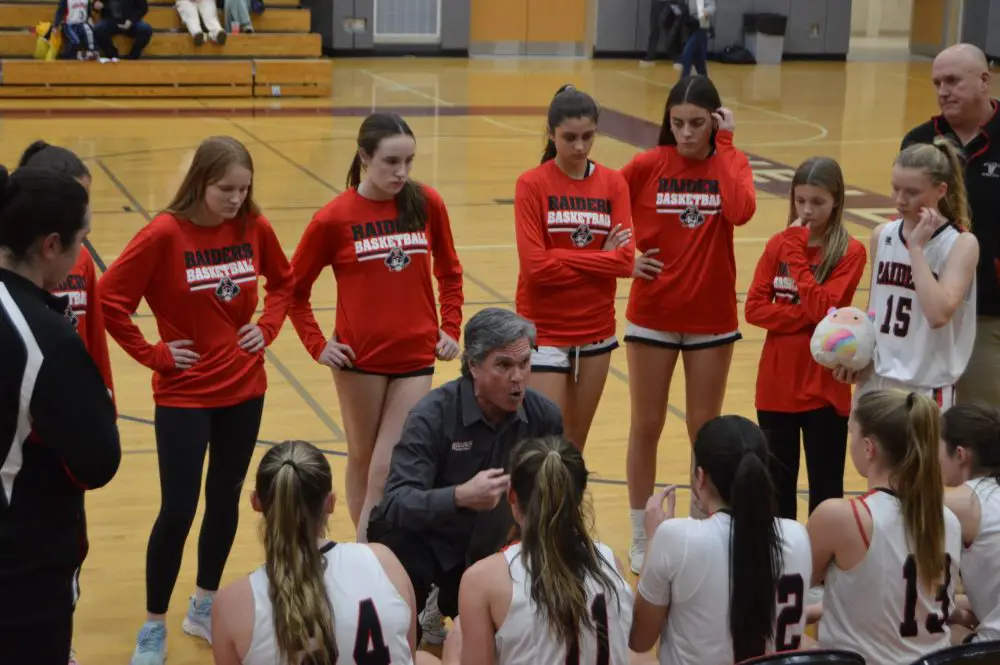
[810,306,876,371]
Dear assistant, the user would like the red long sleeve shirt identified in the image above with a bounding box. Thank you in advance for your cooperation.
[288,185,464,375]
[745,226,867,416]
[99,213,294,408]
[621,130,757,334]
[514,160,634,347]
[52,246,115,406]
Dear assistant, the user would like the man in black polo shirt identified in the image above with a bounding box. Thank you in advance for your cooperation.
[366,307,563,641]
[902,43,1000,406]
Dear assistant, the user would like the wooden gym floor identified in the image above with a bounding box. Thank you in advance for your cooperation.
[2,57,990,664]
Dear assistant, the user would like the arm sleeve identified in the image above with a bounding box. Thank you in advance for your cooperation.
[744,237,812,334]
[715,130,756,227]
[130,0,147,21]
[83,258,116,412]
[427,193,465,341]
[783,228,868,323]
[547,176,635,278]
[30,336,121,490]
[636,520,682,606]
[253,217,294,346]
[98,225,175,373]
[376,407,459,531]
[288,214,334,361]
[514,176,585,288]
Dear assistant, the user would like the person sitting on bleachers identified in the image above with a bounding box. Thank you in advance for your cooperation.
[176,0,226,46]
[52,0,97,60]
[221,0,253,33]
[92,0,153,59]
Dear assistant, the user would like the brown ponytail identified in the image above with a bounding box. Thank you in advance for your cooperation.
[510,437,619,655]
[541,84,599,164]
[787,157,849,284]
[855,390,946,591]
[257,441,337,664]
[346,113,428,233]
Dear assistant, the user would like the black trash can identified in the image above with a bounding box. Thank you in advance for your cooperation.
[743,12,787,64]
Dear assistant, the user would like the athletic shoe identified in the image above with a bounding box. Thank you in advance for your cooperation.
[182,595,213,645]
[420,586,447,645]
[130,621,167,665]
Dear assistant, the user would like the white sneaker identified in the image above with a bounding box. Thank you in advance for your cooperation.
[420,586,447,645]
[629,540,646,575]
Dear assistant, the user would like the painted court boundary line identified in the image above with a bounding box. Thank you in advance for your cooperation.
[71,102,897,497]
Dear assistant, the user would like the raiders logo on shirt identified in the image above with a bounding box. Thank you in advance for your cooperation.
[215,276,241,302]
[679,204,706,229]
[385,247,411,272]
[571,223,594,248]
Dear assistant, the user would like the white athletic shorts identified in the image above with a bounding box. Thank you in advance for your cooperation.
[531,336,619,373]
[623,322,742,350]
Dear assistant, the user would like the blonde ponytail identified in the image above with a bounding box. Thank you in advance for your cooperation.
[257,441,337,664]
[895,138,971,231]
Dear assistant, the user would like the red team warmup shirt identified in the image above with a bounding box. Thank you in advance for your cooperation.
[514,160,634,347]
[745,226,867,416]
[620,130,757,334]
[52,246,115,403]
[99,213,294,408]
[288,185,464,375]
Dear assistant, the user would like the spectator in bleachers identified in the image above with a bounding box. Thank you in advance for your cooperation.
[92,0,153,60]
[52,0,97,60]
[222,0,253,33]
[176,0,226,45]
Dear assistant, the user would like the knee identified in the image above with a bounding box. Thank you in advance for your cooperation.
[629,415,667,445]
[133,21,153,37]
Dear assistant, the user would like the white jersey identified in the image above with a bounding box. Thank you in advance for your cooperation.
[636,513,812,665]
[868,219,975,389]
[819,489,962,664]
[496,542,633,665]
[961,478,1000,642]
[65,0,89,23]
[243,542,413,665]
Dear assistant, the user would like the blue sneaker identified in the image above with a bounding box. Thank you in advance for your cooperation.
[182,595,213,645]
[130,621,167,665]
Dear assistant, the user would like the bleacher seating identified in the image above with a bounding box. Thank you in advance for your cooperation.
[909,640,1000,665]
[737,650,867,665]
[0,0,331,97]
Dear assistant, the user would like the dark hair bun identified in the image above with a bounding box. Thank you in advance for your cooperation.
[18,141,51,168]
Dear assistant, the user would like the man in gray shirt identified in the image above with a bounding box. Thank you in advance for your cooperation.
[366,307,563,639]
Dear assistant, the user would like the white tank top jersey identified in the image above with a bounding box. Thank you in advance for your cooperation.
[961,477,1000,643]
[495,542,634,665]
[243,542,413,665]
[868,219,975,389]
[635,512,812,665]
[819,489,963,664]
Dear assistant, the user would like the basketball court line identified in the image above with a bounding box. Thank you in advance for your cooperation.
[228,119,344,195]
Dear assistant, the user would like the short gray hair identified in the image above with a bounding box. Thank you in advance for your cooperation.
[461,308,536,378]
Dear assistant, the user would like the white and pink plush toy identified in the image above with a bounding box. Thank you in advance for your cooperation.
[810,306,876,371]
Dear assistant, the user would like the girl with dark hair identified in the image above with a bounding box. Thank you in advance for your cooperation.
[939,402,1000,643]
[446,436,636,665]
[745,157,867,519]
[837,138,978,411]
[809,389,962,663]
[0,165,120,665]
[18,140,115,406]
[620,75,756,571]
[211,440,422,665]
[99,136,294,665]
[629,415,811,665]
[288,112,465,544]
[513,85,634,450]
[18,140,117,665]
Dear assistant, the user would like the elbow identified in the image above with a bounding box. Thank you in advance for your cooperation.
[927,302,960,329]
[629,629,656,655]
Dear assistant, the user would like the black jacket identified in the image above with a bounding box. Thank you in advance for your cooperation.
[100,0,147,24]
[901,100,1000,317]
[0,268,120,622]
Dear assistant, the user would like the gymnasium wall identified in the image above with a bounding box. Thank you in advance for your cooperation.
[961,0,1000,59]
[595,0,852,60]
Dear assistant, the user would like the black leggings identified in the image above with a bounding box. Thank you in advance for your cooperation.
[146,396,264,614]
[757,407,848,520]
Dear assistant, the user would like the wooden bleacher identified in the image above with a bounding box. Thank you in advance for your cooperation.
[0,0,331,97]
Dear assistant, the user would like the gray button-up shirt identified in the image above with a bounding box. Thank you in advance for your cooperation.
[370,376,563,571]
